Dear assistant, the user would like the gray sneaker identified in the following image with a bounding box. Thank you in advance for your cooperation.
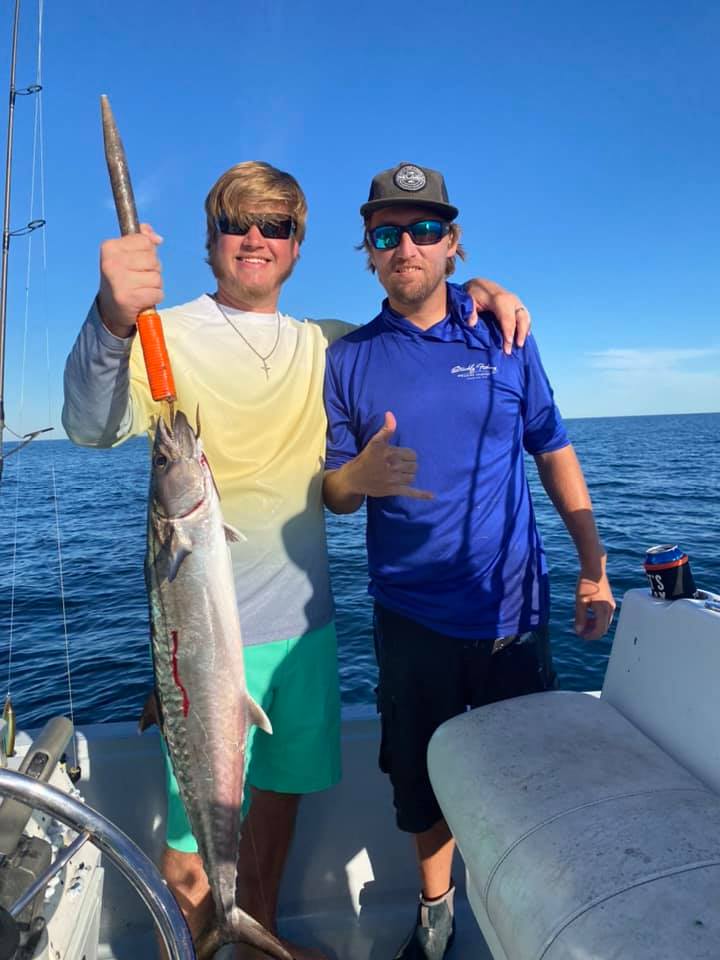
[393,893,455,960]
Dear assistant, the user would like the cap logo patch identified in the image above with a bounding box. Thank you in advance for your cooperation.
[393,164,426,192]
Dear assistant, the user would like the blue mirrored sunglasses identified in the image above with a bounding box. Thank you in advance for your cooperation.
[216,214,296,239]
[367,219,450,251]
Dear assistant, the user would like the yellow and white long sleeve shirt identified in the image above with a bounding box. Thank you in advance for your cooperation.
[63,294,350,645]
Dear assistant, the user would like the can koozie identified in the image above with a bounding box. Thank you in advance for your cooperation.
[644,544,696,600]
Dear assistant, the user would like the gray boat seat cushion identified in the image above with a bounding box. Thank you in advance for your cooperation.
[427,691,720,959]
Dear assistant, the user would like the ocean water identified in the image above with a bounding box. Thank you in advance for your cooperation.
[0,412,718,729]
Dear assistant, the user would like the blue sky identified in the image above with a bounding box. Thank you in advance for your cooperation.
[1,0,718,439]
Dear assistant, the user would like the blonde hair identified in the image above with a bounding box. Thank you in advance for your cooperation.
[359,221,465,276]
[205,161,308,252]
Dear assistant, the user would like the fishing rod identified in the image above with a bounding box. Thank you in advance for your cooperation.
[0,0,55,762]
[0,0,47,484]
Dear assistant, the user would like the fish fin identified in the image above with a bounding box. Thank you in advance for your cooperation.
[137,689,161,733]
[167,531,193,582]
[195,908,292,960]
[224,523,247,543]
[247,695,272,734]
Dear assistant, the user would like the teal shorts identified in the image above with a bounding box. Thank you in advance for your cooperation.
[163,620,342,853]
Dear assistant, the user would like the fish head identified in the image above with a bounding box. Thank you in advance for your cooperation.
[150,411,208,518]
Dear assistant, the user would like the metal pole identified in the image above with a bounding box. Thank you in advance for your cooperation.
[8,829,91,917]
[0,0,21,481]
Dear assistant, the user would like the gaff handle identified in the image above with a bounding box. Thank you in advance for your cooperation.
[100,95,177,405]
[137,309,176,403]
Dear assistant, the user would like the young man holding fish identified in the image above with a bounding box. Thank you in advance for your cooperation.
[62,160,530,959]
[322,162,616,960]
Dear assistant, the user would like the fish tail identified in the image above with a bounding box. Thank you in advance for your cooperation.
[195,908,293,960]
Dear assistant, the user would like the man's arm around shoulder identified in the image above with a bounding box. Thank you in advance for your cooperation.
[309,318,355,347]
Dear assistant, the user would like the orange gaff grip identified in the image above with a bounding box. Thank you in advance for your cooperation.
[137,309,176,403]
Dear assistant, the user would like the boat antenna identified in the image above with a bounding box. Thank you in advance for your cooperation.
[0,0,46,484]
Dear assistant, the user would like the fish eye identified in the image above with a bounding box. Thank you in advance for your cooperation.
[154,454,168,468]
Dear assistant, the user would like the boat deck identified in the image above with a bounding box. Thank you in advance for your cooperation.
[77,709,492,960]
[97,899,491,960]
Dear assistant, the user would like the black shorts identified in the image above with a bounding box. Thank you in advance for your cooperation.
[373,602,557,834]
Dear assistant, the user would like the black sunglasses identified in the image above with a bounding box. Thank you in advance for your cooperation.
[216,214,296,240]
[367,219,451,251]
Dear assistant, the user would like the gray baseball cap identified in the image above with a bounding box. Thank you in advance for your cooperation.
[360,162,459,221]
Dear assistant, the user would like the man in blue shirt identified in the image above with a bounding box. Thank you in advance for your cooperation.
[323,163,615,960]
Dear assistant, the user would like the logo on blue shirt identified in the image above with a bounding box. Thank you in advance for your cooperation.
[450,362,497,380]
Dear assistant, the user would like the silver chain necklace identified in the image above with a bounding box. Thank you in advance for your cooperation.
[213,297,281,380]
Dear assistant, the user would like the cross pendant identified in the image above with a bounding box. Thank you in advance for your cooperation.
[261,360,270,380]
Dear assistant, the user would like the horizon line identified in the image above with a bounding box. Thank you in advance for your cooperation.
[11,408,720,442]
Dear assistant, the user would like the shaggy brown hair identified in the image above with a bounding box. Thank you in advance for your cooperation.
[205,161,308,254]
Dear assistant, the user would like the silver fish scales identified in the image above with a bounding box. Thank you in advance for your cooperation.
[145,410,291,960]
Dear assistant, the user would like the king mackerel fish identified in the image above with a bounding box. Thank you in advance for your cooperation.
[146,410,291,960]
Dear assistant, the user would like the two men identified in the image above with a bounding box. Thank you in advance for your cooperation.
[62,160,527,958]
[323,163,615,959]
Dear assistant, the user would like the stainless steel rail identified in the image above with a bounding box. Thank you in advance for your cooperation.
[0,769,194,960]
